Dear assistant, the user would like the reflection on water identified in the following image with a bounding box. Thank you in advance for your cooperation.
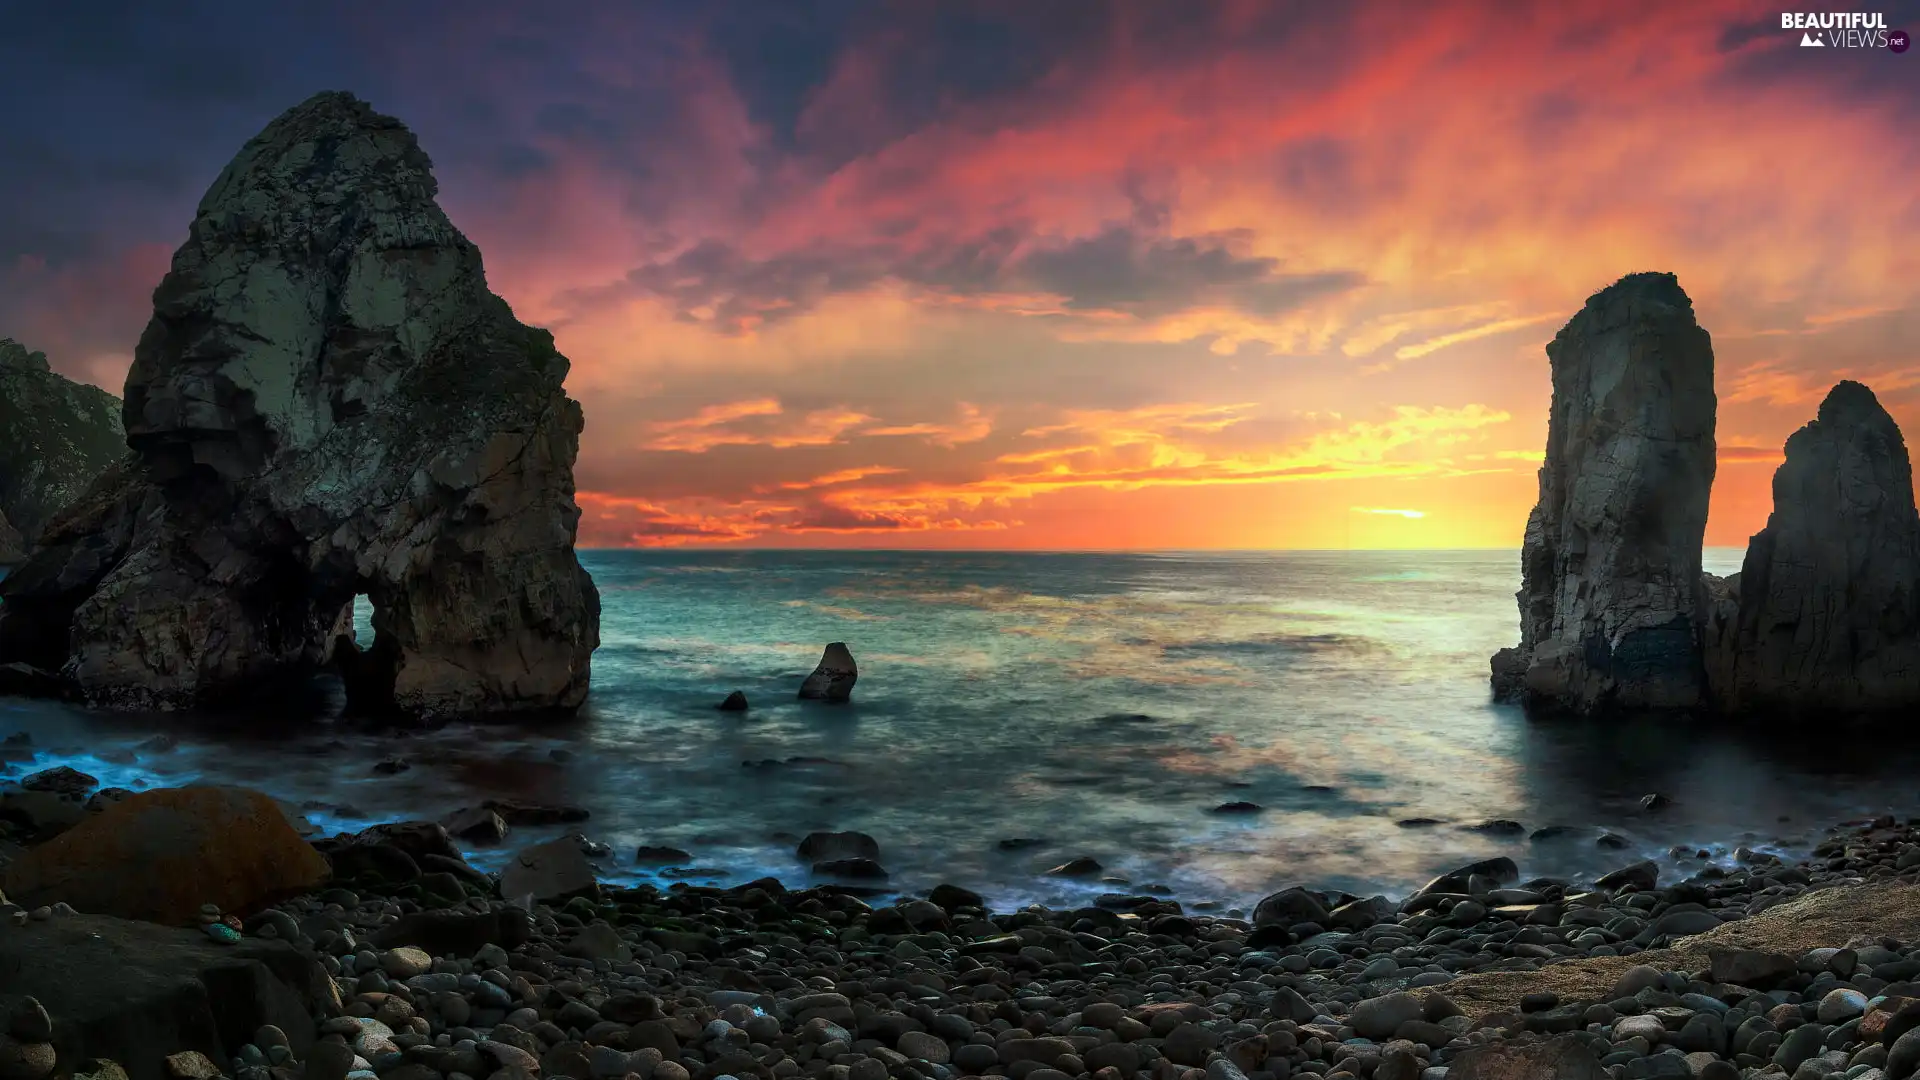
[4,547,1917,910]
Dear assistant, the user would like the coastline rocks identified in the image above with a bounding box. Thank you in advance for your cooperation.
[717,690,749,711]
[798,643,858,702]
[441,805,509,844]
[1491,272,1717,713]
[0,92,600,719]
[1447,1034,1605,1079]
[1704,380,1920,715]
[0,337,127,561]
[1,786,330,925]
[0,913,334,1080]
[498,837,598,904]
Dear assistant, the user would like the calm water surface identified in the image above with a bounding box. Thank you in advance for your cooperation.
[3,548,1913,911]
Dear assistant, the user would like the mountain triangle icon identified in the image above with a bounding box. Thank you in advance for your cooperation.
[1801,31,1825,45]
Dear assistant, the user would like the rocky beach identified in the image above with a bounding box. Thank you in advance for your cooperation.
[4,85,1920,1080]
[13,764,1920,1080]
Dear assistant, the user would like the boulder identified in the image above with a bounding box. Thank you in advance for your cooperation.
[0,92,599,719]
[1,786,331,925]
[0,912,337,1080]
[1491,272,1717,713]
[1704,380,1920,715]
[795,830,881,863]
[1252,886,1332,928]
[442,806,509,844]
[0,337,127,559]
[498,838,598,903]
[798,643,857,702]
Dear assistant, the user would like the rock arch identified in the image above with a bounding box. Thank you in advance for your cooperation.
[0,92,600,719]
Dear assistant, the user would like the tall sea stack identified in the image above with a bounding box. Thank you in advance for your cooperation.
[1703,381,1920,714]
[1490,272,1717,713]
[0,92,601,718]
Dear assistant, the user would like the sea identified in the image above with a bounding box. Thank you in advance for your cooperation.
[4,547,1916,914]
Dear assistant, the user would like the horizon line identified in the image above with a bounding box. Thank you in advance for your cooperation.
[573,544,1759,554]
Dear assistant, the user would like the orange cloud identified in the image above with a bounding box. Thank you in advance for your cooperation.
[864,403,994,446]
[17,0,1920,551]
[641,401,876,452]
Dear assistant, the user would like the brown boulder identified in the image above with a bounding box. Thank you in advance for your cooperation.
[1,786,330,924]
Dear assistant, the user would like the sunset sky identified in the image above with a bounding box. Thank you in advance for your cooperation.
[3,1,1916,550]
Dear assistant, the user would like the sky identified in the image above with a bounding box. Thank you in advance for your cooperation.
[2,0,1917,550]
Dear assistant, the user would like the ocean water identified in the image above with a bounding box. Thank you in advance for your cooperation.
[4,547,1918,913]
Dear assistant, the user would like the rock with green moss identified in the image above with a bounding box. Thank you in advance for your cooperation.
[0,338,126,561]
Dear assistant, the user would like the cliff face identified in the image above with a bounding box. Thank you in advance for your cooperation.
[0,510,23,564]
[1490,272,1717,713]
[0,92,600,718]
[0,338,127,556]
[1704,381,1920,714]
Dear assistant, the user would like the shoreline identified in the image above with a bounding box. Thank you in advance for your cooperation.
[8,779,1920,1079]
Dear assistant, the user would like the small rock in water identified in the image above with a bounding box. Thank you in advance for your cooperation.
[1045,856,1103,878]
[203,922,240,944]
[19,766,98,796]
[1641,792,1673,811]
[798,642,857,702]
[1212,801,1262,814]
[812,857,889,880]
[717,690,749,711]
[796,830,881,862]
[1397,817,1445,828]
[635,845,693,865]
[1597,832,1630,849]
[442,806,509,844]
[1469,819,1527,835]
[568,833,613,858]
[370,759,409,776]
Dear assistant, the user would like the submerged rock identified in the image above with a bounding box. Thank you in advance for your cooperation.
[798,642,858,702]
[0,337,126,562]
[1491,272,1717,713]
[1705,380,1920,715]
[717,689,749,711]
[0,92,599,718]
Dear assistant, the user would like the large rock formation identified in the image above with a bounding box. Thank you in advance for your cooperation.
[0,337,127,559]
[0,91,600,717]
[1703,381,1920,714]
[0,510,23,564]
[1490,272,1717,713]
